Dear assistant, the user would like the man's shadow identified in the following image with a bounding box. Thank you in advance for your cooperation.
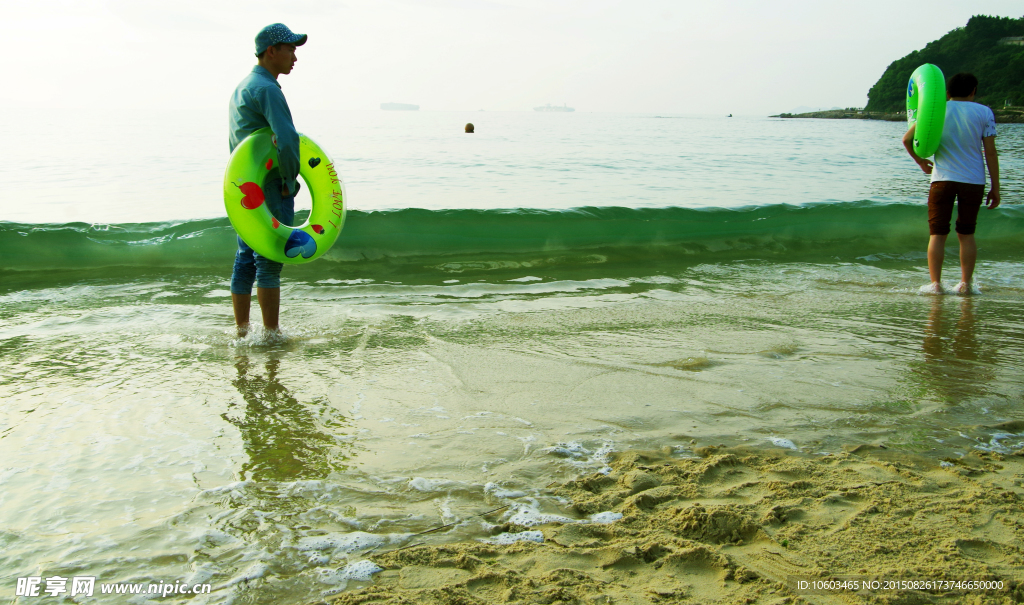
[224,355,353,482]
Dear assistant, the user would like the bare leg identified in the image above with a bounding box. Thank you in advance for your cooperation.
[257,287,281,331]
[232,293,252,337]
[957,233,977,287]
[927,234,948,286]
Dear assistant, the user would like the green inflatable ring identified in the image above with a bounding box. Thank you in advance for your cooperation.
[223,128,345,264]
[906,63,946,159]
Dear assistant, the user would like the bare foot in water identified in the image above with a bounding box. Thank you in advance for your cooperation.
[919,282,945,295]
[952,281,979,295]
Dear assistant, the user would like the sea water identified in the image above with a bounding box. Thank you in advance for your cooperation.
[1,110,1023,603]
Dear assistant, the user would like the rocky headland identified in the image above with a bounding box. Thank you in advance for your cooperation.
[771,107,1024,123]
[773,14,1024,124]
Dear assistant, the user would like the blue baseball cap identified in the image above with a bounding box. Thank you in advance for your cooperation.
[255,23,307,55]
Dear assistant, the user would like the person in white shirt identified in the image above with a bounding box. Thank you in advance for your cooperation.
[902,72,1000,294]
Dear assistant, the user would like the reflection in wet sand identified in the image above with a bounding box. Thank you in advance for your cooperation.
[225,354,353,482]
[919,295,997,402]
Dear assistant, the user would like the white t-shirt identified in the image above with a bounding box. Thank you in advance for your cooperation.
[931,101,997,185]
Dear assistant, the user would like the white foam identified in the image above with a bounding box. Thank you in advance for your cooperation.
[768,437,798,450]
[481,530,544,545]
[313,562,382,586]
[295,531,397,554]
[408,477,460,492]
[545,442,584,457]
[991,432,1022,440]
[229,324,292,347]
[588,511,623,524]
[918,282,948,295]
[543,440,615,474]
[484,482,526,499]
[307,552,331,565]
[952,281,982,295]
[972,432,1024,454]
[507,276,543,282]
[338,560,384,581]
[507,503,575,527]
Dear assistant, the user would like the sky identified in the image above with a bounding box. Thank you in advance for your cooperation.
[3,0,1022,115]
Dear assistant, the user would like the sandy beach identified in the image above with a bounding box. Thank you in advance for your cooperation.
[325,438,1024,605]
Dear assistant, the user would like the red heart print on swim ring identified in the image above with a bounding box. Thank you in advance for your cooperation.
[232,182,265,209]
[312,224,324,234]
[266,159,273,170]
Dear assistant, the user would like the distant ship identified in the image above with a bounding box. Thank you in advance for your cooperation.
[380,102,419,111]
[534,103,574,112]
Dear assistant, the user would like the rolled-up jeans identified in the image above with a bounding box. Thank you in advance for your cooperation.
[230,177,295,294]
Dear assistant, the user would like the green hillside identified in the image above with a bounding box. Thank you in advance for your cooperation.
[865,15,1024,112]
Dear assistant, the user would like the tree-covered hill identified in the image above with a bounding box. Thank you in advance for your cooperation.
[865,15,1024,112]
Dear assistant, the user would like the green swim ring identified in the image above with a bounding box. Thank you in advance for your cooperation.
[223,128,345,264]
[906,64,946,158]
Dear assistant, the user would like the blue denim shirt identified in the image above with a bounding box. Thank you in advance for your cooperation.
[229,66,300,196]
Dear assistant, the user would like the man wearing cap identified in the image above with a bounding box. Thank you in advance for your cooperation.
[228,23,308,337]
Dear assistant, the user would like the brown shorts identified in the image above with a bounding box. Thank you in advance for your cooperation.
[927,181,984,236]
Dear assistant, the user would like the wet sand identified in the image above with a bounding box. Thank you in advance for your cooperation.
[325,443,1024,604]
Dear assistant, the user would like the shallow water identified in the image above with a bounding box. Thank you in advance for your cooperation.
[3,257,1024,602]
[1,114,1023,603]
